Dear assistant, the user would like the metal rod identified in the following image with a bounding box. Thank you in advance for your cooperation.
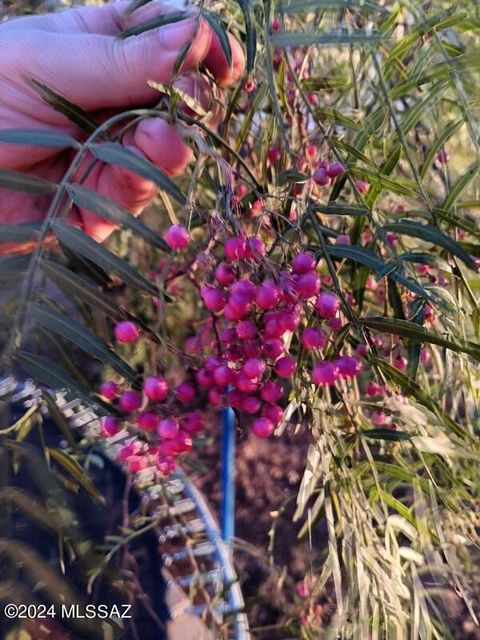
[220,405,236,543]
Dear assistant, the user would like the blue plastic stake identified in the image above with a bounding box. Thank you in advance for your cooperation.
[220,405,236,544]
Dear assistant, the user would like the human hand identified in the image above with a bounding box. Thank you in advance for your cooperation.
[0,1,244,242]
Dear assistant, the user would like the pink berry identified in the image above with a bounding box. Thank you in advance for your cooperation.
[99,380,119,400]
[214,365,234,387]
[394,355,407,370]
[256,280,281,310]
[328,317,343,331]
[420,348,430,365]
[241,395,262,414]
[249,199,264,217]
[262,404,283,424]
[335,356,361,378]
[260,381,283,403]
[100,416,119,437]
[236,373,259,394]
[268,146,281,163]
[243,340,261,359]
[243,358,266,380]
[144,376,169,402]
[366,382,381,397]
[114,321,139,344]
[236,319,257,340]
[157,455,176,475]
[274,356,296,378]
[208,387,224,407]
[174,431,193,454]
[181,411,204,434]
[244,78,256,93]
[312,362,339,385]
[119,390,142,412]
[271,18,282,32]
[185,336,201,354]
[231,279,256,301]
[252,417,274,438]
[313,166,329,186]
[215,262,236,286]
[201,285,226,312]
[315,292,340,319]
[262,338,284,360]
[437,148,448,165]
[196,368,214,388]
[326,162,344,178]
[336,234,350,245]
[246,236,266,258]
[295,273,321,299]
[301,327,326,350]
[137,411,159,431]
[371,411,386,426]
[356,343,368,358]
[220,327,236,344]
[176,383,195,405]
[292,252,315,274]
[165,224,190,250]
[224,237,247,261]
[157,417,180,440]
[356,180,369,194]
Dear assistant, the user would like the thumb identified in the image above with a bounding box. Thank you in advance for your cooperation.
[25,16,213,110]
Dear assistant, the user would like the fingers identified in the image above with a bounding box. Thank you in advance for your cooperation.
[77,120,193,241]
[204,32,245,87]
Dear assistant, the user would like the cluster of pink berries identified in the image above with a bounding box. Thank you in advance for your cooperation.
[98,360,203,475]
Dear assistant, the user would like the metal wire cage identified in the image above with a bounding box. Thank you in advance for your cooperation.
[0,376,250,640]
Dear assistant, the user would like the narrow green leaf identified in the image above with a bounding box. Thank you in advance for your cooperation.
[312,202,369,217]
[0,129,80,149]
[89,143,186,204]
[42,393,79,452]
[350,166,417,197]
[16,351,100,407]
[381,220,477,270]
[365,144,401,208]
[375,359,470,441]
[420,120,463,179]
[361,317,480,361]
[363,428,412,442]
[117,11,187,38]
[325,244,437,304]
[52,221,158,296]
[48,448,105,504]
[236,0,257,71]
[276,170,308,186]
[271,29,384,47]
[0,223,41,243]
[314,107,362,130]
[279,0,388,13]
[125,0,153,14]
[202,11,232,69]
[148,81,207,118]
[0,169,57,195]
[31,303,136,382]
[407,299,425,381]
[28,80,99,135]
[442,160,480,212]
[66,184,171,252]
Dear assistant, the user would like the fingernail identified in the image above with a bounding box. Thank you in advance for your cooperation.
[160,17,195,50]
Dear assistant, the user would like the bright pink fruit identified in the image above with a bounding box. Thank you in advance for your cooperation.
[262,404,283,424]
[165,225,190,250]
[295,273,321,299]
[262,338,284,360]
[213,365,234,387]
[114,321,139,344]
[208,387,224,407]
[301,327,326,350]
[260,381,283,403]
[99,380,119,400]
[366,382,381,396]
[100,416,119,437]
[312,362,339,385]
[292,252,316,274]
[252,417,274,438]
[119,390,142,412]
[246,236,266,258]
[215,262,236,286]
[243,358,266,379]
[315,291,340,319]
[335,356,361,378]
[144,376,169,402]
[241,395,262,414]
[236,319,257,340]
[274,356,296,378]
[137,411,159,431]
[236,373,259,394]
[255,280,281,310]
[201,285,226,312]
[327,162,344,178]
[181,411,204,434]
[176,383,195,405]
[224,237,247,261]
[268,146,281,163]
[196,368,214,388]
[313,166,329,186]
[157,417,180,440]
[371,411,386,426]
[157,456,176,475]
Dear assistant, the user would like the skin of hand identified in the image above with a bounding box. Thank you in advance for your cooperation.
[0,0,245,243]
